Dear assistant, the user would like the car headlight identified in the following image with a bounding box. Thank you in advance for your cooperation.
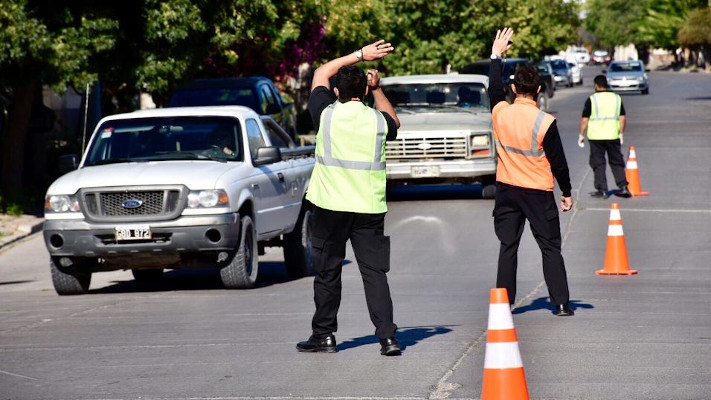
[187,190,229,208]
[637,76,646,82]
[45,194,80,213]
[471,135,489,147]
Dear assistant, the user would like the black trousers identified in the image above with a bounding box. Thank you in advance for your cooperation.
[493,184,570,306]
[310,205,397,340]
[589,139,628,191]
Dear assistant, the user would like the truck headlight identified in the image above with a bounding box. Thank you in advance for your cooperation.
[45,195,80,213]
[187,190,229,208]
[470,134,491,157]
[471,135,489,147]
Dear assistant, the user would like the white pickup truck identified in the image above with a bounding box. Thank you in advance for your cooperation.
[380,74,497,198]
[43,106,315,295]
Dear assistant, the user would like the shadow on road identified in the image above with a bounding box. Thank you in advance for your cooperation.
[337,325,456,353]
[387,184,489,201]
[512,296,594,315]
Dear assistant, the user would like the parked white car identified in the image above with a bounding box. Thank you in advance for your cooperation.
[568,62,583,85]
[571,47,590,66]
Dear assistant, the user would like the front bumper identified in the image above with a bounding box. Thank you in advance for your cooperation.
[43,213,241,259]
[386,159,496,181]
[609,80,648,92]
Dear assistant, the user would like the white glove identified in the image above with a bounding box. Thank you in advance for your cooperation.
[619,133,624,144]
[578,135,585,148]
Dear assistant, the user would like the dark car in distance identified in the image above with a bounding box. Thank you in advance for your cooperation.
[461,58,555,111]
[167,76,297,139]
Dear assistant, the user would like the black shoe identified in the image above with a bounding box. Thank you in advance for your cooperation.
[615,186,632,198]
[589,190,609,199]
[555,303,574,316]
[296,334,337,353]
[380,337,401,356]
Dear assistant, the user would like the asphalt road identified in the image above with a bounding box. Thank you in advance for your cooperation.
[1,66,710,400]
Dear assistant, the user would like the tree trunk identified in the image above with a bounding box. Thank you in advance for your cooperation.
[1,83,37,199]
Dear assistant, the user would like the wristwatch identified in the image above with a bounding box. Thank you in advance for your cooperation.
[490,53,500,59]
[354,49,363,62]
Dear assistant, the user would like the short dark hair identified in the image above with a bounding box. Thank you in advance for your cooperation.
[334,66,367,101]
[512,65,540,96]
[594,75,609,88]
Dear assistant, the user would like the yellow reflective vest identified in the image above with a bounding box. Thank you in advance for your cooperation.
[306,100,388,213]
[587,91,621,140]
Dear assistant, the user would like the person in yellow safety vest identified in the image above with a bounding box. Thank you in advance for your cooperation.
[296,40,403,356]
[488,28,575,316]
[579,75,632,199]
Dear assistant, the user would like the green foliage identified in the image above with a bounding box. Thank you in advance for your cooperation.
[636,0,709,49]
[585,0,650,47]
[678,7,711,47]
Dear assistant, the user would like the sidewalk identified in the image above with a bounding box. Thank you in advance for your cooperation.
[0,214,44,251]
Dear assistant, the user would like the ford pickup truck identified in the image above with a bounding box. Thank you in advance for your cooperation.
[380,74,497,198]
[43,106,315,295]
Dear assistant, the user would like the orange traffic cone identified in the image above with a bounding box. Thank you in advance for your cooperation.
[625,146,649,196]
[596,203,638,275]
[481,288,529,400]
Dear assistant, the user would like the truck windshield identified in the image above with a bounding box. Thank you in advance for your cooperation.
[383,82,489,111]
[84,116,244,166]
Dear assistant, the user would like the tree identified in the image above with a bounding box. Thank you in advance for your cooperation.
[0,0,116,202]
[585,0,650,48]
[678,6,711,68]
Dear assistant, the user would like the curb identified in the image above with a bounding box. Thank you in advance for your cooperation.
[0,219,44,252]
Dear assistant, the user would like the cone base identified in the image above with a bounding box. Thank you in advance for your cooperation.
[596,269,638,275]
[631,191,649,196]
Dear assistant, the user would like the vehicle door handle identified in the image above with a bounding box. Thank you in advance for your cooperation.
[251,183,260,189]
[277,172,285,182]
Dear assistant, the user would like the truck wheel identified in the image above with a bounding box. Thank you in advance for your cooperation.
[537,92,549,112]
[283,204,313,279]
[220,215,258,289]
[50,257,92,295]
[481,175,497,200]
[132,268,163,282]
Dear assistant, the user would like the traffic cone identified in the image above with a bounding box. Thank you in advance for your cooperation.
[625,146,649,196]
[481,288,529,400]
[596,203,638,275]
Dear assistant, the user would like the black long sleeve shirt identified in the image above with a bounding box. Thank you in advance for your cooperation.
[488,59,572,197]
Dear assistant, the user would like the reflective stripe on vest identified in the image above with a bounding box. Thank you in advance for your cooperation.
[316,103,386,171]
[587,92,621,140]
[495,111,547,158]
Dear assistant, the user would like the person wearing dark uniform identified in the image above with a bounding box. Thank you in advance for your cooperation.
[488,28,574,316]
[296,40,402,355]
[579,75,632,199]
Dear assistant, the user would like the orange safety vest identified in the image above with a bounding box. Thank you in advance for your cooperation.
[492,98,555,191]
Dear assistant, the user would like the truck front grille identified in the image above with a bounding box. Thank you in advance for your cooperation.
[386,136,468,160]
[80,186,185,222]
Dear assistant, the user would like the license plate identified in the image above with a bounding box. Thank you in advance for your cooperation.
[114,226,151,241]
[617,80,635,87]
[411,165,440,178]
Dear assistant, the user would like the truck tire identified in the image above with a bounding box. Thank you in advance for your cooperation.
[50,257,92,295]
[132,268,163,282]
[220,215,258,289]
[283,204,313,279]
[537,91,550,112]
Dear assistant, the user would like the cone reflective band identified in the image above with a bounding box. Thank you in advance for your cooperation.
[596,203,638,275]
[481,288,529,400]
[625,146,649,196]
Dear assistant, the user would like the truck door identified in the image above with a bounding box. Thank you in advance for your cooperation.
[245,118,292,236]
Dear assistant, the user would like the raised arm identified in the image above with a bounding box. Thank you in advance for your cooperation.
[311,40,395,91]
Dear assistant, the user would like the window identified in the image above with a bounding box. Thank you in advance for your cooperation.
[246,119,266,159]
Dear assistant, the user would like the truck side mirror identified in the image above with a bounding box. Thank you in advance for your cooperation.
[58,154,79,173]
[253,146,282,166]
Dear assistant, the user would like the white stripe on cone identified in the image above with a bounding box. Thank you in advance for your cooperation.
[488,304,514,330]
[608,224,624,236]
[484,342,524,368]
[609,209,621,220]
[627,160,638,169]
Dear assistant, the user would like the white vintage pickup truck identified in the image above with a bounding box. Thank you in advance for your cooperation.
[43,106,315,295]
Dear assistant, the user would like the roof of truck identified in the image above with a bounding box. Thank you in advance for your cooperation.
[380,74,489,87]
[99,106,260,122]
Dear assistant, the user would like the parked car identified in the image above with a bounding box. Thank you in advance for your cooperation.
[604,60,649,95]
[571,47,590,66]
[167,77,298,140]
[462,58,555,111]
[379,74,497,198]
[546,59,574,88]
[592,50,611,65]
[568,62,583,85]
[43,106,315,295]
